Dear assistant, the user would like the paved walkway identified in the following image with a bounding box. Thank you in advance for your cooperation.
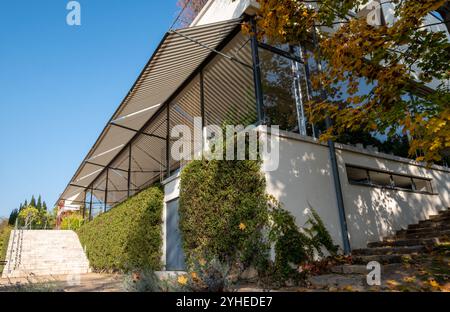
[0,273,125,292]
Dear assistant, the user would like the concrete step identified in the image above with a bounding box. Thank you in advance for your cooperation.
[353,245,426,256]
[330,263,401,275]
[403,225,450,235]
[402,229,450,239]
[353,254,407,264]
[2,230,90,279]
[368,238,440,248]
[409,220,450,230]
[429,214,450,222]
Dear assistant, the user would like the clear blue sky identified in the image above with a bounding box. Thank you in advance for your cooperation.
[0,1,179,218]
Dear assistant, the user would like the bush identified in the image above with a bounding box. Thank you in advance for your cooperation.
[60,213,84,231]
[179,158,339,287]
[77,186,163,272]
[266,200,339,284]
[179,159,269,272]
[0,220,12,271]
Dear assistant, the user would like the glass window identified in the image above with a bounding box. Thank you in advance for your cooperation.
[259,47,299,132]
[346,165,434,194]
[413,178,433,193]
[346,167,370,184]
[393,175,414,191]
[369,171,393,187]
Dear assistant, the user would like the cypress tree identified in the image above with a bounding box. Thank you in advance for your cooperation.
[42,201,48,212]
[37,195,42,210]
[30,195,36,208]
[8,209,18,226]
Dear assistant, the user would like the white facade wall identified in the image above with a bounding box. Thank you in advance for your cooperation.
[191,0,258,26]
[161,0,450,254]
[162,129,450,252]
[261,129,450,250]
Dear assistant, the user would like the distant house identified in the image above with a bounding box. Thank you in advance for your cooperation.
[57,0,450,271]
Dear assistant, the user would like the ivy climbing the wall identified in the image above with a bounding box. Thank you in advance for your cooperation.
[179,158,339,286]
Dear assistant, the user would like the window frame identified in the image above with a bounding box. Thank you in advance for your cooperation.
[345,164,436,195]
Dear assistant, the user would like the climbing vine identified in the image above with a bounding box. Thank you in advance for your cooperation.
[179,158,338,286]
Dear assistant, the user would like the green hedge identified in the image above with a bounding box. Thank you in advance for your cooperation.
[179,160,269,268]
[77,186,163,272]
[0,222,12,272]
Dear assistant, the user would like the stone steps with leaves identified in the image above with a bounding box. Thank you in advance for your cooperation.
[352,208,450,264]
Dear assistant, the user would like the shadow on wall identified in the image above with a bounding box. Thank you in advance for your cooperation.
[264,136,448,251]
[264,137,344,250]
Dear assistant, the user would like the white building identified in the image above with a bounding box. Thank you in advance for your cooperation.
[58,0,450,271]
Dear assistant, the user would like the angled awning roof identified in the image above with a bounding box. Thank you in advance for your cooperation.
[58,18,244,206]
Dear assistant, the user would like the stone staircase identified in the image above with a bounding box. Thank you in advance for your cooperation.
[1,230,91,279]
[351,208,450,265]
[309,209,450,290]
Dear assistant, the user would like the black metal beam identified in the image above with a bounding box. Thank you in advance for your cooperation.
[89,185,93,221]
[200,70,205,138]
[250,18,265,124]
[104,168,109,213]
[312,28,351,254]
[110,122,167,141]
[166,103,171,178]
[127,145,132,198]
[82,22,243,196]
[82,190,87,220]
[258,42,304,64]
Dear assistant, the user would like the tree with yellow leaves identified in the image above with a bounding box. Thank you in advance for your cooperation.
[179,0,449,163]
[253,0,450,163]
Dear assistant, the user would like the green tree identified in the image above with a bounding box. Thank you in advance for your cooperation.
[250,0,450,163]
[8,209,18,226]
[30,195,36,208]
[18,206,40,228]
[37,195,42,211]
[42,201,48,212]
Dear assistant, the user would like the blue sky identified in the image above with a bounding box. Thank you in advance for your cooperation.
[0,1,179,217]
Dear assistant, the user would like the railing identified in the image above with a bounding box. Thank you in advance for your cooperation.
[5,219,19,275]
[3,219,52,275]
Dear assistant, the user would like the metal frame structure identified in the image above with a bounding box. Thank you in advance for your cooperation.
[57,15,351,252]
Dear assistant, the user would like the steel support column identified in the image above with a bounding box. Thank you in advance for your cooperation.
[325,118,351,254]
[104,168,109,213]
[166,103,171,178]
[250,17,265,125]
[82,190,87,220]
[127,145,132,198]
[313,28,351,254]
[89,185,93,221]
[200,70,205,152]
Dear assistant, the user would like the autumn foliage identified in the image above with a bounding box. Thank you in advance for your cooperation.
[254,0,450,163]
[178,0,449,163]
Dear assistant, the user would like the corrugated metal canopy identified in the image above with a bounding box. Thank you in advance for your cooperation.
[59,18,244,206]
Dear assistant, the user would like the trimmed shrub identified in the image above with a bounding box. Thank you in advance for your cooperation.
[77,186,163,272]
[179,158,339,287]
[0,220,12,271]
[179,159,269,270]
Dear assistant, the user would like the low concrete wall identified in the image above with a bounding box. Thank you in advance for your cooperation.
[160,128,450,252]
[261,129,450,250]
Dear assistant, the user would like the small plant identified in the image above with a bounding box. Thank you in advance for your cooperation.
[123,271,178,292]
[60,213,84,231]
